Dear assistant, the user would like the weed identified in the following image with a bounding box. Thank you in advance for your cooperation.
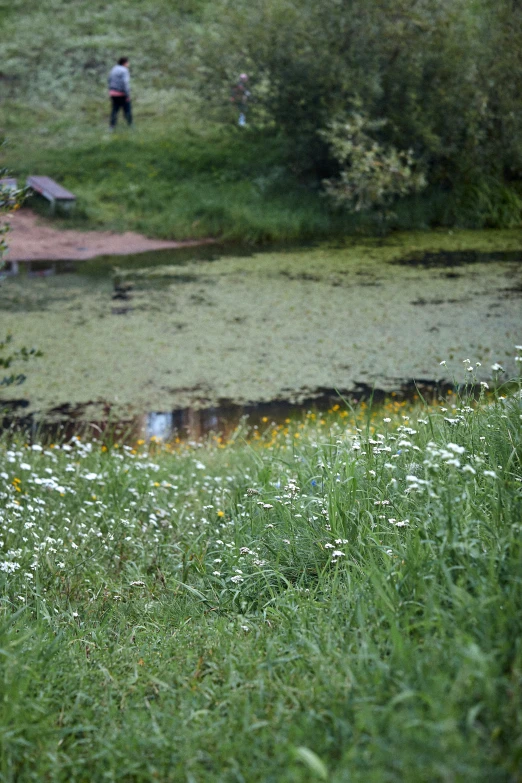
[0,368,521,780]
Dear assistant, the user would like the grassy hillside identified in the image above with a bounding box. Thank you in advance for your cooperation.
[0,0,204,98]
[0,0,345,243]
[2,0,520,243]
[2,121,346,242]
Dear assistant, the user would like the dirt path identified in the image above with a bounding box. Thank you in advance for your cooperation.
[4,209,214,262]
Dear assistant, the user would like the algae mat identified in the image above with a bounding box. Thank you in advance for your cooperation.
[1,230,521,415]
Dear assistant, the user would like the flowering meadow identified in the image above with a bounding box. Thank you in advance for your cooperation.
[1,373,521,781]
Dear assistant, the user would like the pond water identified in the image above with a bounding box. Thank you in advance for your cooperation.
[1,229,521,432]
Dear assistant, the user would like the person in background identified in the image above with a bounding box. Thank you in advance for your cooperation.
[231,73,250,127]
[108,57,132,129]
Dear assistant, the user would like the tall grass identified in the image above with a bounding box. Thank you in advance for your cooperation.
[1,370,521,780]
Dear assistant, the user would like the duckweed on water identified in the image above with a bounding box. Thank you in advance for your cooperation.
[1,229,521,416]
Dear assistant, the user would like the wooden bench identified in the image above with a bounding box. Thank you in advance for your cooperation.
[26,175,76,213]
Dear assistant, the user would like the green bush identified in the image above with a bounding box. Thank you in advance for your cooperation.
[195,0,522,223]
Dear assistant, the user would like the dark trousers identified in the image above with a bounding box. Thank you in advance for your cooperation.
[110,96,132,127]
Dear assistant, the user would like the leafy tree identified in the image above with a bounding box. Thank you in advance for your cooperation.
[194,0,522,224]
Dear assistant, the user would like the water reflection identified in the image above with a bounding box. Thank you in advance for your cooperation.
[146,412,174,441]
[4,240,251,280]
[146,407,234,441]
[2,381,455,446]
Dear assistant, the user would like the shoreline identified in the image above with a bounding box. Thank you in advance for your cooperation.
[3,209,215,262]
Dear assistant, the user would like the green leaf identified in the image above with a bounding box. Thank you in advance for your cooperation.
[294,746,329,780]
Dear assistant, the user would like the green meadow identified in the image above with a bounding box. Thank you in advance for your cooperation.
[2,118,346,244]
[1,381,521,781]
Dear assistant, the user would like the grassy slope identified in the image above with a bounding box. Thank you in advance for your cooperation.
[1,102,345,244]
[1,386,521,781]
[0,0,348,243]
[6,124,341,242]
[3,0,519,243]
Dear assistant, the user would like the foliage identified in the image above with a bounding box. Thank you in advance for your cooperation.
[0,374,521,780]
[0,170,41,390]
[321,111,426,220]
[196,0,522,223]
[0,334,42,388]
[0,167,23,269]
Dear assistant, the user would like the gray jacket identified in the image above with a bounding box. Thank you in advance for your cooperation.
[108,64,130,96]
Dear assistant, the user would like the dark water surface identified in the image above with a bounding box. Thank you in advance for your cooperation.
[2,379,457,445]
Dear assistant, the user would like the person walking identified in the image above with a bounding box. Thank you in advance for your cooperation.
[108,57,132,128]
[231,73,250,127]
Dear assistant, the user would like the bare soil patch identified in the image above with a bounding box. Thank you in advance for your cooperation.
[4,209,214,262]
